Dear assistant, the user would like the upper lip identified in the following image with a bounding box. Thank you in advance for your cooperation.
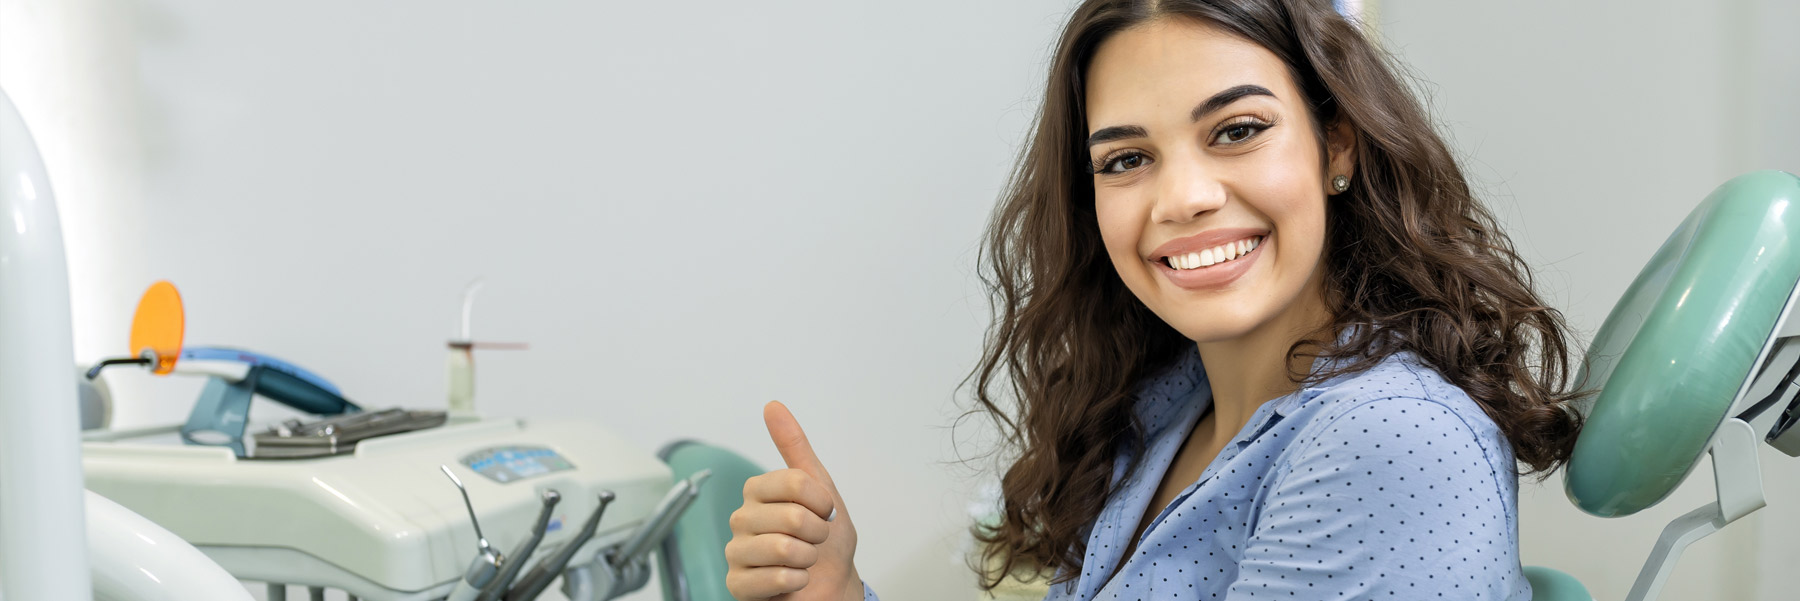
[1149,227,1270,262]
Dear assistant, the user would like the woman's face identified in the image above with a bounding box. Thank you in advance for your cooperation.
[1084,18,1353,344]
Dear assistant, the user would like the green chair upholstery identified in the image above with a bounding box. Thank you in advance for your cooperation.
[1523,170,1800,601]
[657,439,766,601]
[1524,566,1594,601]
[1566,170,1800,516]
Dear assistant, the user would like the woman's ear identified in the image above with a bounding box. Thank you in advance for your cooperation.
[1325,118,1358,193]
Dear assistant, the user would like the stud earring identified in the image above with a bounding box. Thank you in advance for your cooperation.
[1331,175,1350,193]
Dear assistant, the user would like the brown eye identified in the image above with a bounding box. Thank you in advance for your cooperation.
[1213,123,1266,145]
[1104,153,1150,173]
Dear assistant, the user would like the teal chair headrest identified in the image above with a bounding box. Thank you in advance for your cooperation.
[1567,170,1800,517]
[657,439,766,601]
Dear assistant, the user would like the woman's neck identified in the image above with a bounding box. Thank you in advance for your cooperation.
[1194,279,1334,446]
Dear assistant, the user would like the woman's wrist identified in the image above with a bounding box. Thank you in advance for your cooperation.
[843,566,866,601]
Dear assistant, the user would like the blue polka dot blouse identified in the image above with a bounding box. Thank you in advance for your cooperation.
[865,344,1531,601]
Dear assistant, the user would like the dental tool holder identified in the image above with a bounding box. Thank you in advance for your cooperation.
[82,416,678,601]
[255,408,448,459]
[182,360,355,457]
[560,470,711,601]
[435,469,708,601]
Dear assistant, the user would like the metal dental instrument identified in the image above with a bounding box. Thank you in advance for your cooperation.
[567,470,713,601]
[444,465,497,555]
[477,489,561,601]
[612,470,712,567]
[84,353,152,380]
[444,465,504,601]
[505,490,616,601]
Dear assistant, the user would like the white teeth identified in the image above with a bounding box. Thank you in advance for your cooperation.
[1167,236,1264,271]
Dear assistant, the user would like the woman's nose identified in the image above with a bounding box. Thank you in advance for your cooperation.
[1149,158,1227,224]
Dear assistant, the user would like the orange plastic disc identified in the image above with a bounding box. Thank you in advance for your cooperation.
[128,281,185,375]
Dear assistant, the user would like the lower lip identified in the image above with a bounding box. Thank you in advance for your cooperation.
[1154,235,1266,290]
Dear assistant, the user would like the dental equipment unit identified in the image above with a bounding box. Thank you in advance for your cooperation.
[76,281,708,600]
[3,85,713,601]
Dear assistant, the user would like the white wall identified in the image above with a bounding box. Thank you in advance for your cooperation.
[9,0,1796,599]
[0,0,151,402]
[1378,1,1800,600]
[44,1,1071,599]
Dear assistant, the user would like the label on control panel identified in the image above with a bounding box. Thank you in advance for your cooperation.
[460,445,576,483]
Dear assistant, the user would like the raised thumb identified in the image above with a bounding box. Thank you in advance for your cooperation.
[763,401,838,491]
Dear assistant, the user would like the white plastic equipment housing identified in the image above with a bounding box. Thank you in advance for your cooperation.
[87,490,254,601]
[0,88,94,601]
[83,417,672,600]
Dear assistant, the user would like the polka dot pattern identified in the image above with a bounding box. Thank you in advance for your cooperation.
[860,345,1532,601]
[1048,346,1532,601]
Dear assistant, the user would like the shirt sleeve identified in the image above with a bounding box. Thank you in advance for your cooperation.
[1226,397,1520,600]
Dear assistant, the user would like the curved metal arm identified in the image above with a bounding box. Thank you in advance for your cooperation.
[84,356,152,380]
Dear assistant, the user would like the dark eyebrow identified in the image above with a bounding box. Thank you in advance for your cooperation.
[1085,125,1148,149]
[1191,84,1275,122]
[1085,84,1277,150]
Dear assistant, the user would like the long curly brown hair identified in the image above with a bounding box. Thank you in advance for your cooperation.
[965,0,1586,590]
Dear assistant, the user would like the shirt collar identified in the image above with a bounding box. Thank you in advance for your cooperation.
[1132,326,1373,434]
[1273,326,1368,417]
[1129,345,1209,440]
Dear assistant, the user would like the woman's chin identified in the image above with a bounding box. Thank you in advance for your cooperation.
[1168,315,1261,345]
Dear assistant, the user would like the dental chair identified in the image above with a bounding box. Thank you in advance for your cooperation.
[1524,169,1800,601]
[657,439,767,601]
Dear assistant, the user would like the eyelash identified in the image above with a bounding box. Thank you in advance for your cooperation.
[1087,115,1279,175]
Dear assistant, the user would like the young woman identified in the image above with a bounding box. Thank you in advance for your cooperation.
[725,1,1585,600]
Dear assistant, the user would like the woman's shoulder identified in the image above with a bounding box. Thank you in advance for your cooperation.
[1284,350,1517,473]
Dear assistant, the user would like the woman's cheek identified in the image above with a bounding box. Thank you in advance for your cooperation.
[1095,197,1138,264]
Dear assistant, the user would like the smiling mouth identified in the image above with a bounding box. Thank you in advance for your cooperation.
[1162,235,1264,270]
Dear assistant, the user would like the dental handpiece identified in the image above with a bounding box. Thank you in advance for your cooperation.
[442,465,503,601]
[475,489,561,601]
[447,553,502,601]
[504,490,616,601]
[612,470,712,566]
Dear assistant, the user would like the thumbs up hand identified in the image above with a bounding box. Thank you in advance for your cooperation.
[726,402,865,601]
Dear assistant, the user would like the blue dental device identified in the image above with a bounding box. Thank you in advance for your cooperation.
[171,347,361,457]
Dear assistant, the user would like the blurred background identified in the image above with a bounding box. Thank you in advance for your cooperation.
[1,0,1795,599]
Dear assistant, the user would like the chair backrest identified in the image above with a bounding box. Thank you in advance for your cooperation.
[657,439,766,601]
[1565,170,1800,517]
